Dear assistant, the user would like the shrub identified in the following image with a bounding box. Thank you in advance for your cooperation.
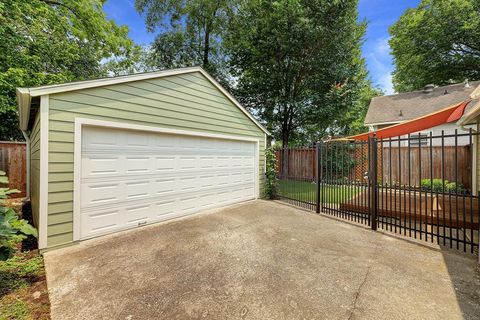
[264,147,278,199]
[0,171,37,260]
[420,178,465,194]
[445,182,465,194]
[420,178,445,192]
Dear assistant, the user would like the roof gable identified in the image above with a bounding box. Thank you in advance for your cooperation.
[17,67,269,135]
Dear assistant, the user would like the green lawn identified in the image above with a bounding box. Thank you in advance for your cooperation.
[278,179,361,204]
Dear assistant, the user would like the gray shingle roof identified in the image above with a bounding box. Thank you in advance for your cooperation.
[364,81,480,125]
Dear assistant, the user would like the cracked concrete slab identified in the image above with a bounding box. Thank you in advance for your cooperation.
[44,200,480,320]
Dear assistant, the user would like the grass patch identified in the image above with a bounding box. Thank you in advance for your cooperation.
[0,250,50,320]
[278,179,360,204]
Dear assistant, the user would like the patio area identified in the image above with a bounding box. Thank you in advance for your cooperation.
[44,200,480,320]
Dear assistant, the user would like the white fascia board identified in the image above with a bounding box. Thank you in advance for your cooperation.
[16,66,270,135]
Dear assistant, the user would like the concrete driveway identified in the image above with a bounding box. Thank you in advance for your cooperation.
[44,200,480,320]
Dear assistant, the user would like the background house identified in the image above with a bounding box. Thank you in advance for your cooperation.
[365,81,480,146]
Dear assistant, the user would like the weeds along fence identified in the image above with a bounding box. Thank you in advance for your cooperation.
[275,130,479,255]
[0,141,27,198]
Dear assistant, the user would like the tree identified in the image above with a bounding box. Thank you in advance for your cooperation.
[226,0,368,147]
[0,0,140,140]
[330,81,382,137]
[390,0,480,92]
[135,0,235,78]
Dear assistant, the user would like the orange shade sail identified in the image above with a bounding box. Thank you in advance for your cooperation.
[344,99,471,141]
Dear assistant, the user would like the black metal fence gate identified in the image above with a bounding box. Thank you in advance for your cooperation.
[277,131,479,254]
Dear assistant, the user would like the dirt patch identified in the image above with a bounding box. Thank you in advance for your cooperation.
[0,249,51,320]
[1,197,50,319]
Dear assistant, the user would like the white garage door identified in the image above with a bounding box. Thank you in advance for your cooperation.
[79,126,257,239]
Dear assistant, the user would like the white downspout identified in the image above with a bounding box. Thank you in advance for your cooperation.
[21,130,30,198]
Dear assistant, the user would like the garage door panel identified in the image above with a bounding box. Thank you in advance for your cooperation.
[125,180,151,199]
[82,157,120,178]
[198,193,216,208]
[81,209,121,236]
[199,174,216,188]
[125,156,151,173]
[155,156,176,171]
[82,128,119,147]
[79,126,256,240]
[198,156,214,169]
[124,204,150,226]
[154,178,176,195]
[154,199,177,218]
[125,131,151,147]
[178,156,197,170]
[81,182,121,207]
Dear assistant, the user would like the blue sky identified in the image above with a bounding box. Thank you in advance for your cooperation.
[104,0,420,94]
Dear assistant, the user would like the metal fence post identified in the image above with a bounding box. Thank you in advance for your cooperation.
[370,135,378,231]
[316,141,321,213]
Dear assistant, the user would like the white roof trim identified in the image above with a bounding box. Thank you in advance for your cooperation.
[458,100,480,126]
[364,120,401,126]
[456,85,480,126]
[16,66,270,135]
[471,84,480,100]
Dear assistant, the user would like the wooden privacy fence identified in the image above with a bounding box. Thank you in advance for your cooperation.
[381,145,471,189]
[0,141,26,198]
[276,145,471,189]
[276,148,316,180]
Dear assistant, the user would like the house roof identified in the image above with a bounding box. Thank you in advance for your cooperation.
[16,66,270,135]
[364,81,480,126]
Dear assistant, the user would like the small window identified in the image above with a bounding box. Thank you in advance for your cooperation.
[409,133,429,146]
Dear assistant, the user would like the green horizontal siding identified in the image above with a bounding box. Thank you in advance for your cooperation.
[30,111,41,227]
[46,71,266,248]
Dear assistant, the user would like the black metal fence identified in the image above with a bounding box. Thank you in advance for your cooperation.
[277,130,480,254]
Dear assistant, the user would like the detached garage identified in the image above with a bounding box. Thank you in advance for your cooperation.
[17,67,268,251]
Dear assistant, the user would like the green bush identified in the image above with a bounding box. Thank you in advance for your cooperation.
[264,148,278,199]
[445,182,465,193]
[0,171,37,260]
[420,178,465,194]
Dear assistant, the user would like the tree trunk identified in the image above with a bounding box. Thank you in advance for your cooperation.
[203,27,210,67]
[281,126,290,178]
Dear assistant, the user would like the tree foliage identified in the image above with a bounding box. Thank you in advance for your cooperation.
[135,0,235,78]
[331,82,382,136]
[225,0,371,146]
[389,0,480,92]
[0,0,140,140]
